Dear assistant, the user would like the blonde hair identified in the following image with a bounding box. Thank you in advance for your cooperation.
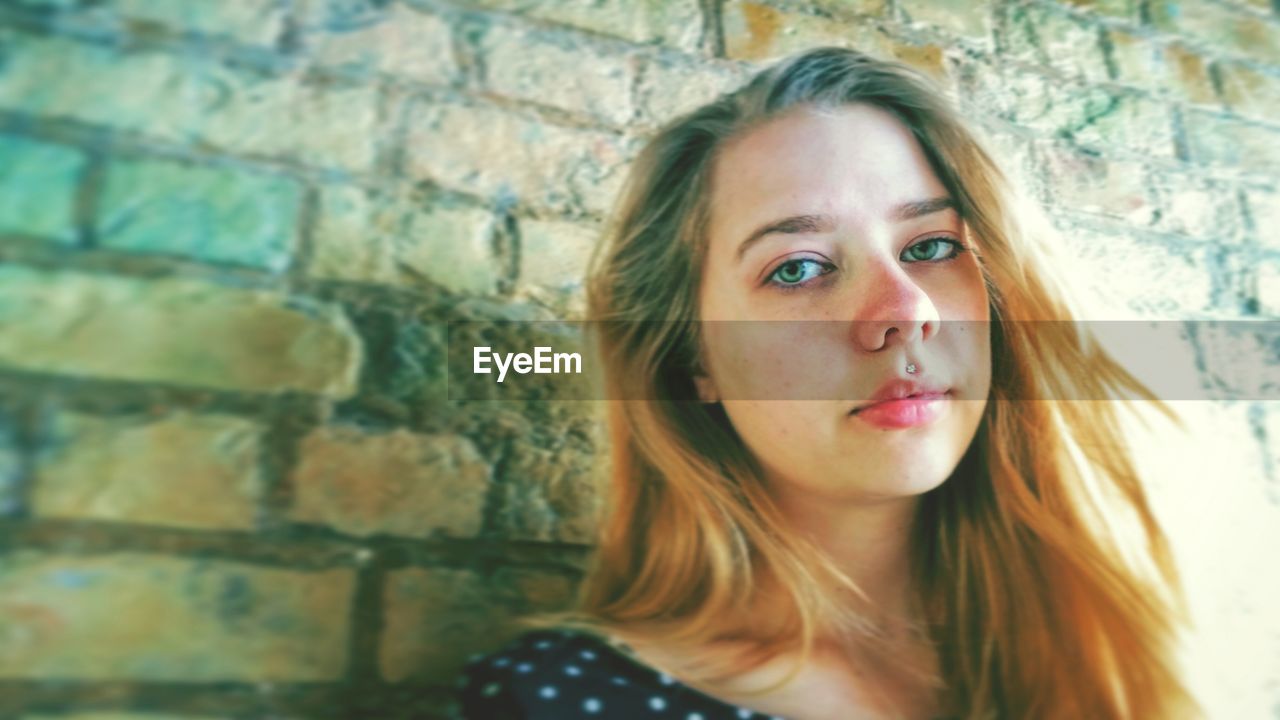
[534,48,1200,719]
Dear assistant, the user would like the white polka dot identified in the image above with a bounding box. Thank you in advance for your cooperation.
[611,676,629,686]
[535,640,552,650]
[650,695,667,711]
[516,662,533,673]
[492,657,510,667]
[688,714,704,720]
[583,697,603,713]
[580,649,597,660]
[736,710,753,719]
[658,672,675,685]
[565,664,583,676]
[481,682,501,697]
[539,685,557,699]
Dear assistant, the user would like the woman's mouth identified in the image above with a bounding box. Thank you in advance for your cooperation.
[850,391,950,429]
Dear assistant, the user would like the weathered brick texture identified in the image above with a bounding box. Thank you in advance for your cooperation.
[0,0,1275,717]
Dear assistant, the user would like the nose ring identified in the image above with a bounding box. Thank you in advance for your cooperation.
[905,363,918,374]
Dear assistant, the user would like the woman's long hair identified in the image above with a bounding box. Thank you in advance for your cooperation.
[536,47,1200,719]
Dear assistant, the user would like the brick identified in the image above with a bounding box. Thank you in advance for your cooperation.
[999,4,1108,82]
[0,552,354,680]
[403,99,637,215]
[1057,0,1137,20]
[1222,0,1275,13]
[456,0,703,52]
[379,566,577,682]
[1243,188,1280,251]
[803,0,891,16]
[723,0,891,62]
[1147,0,1280,65]
[1000,74,1175,158]
[1149,175,1242,242]
[1189,323,1279,407]
[0,135,83,243]
[882,39,950,82]
[288,428,488,539]
[490,434,601,543]
[0,32,381,171]
[1053,224,1215,317]
[477,22,637,126]
[346,310,448,423]
[0,267,362,398]
[899,0,993,43]
[310,185,498,294]
[635,56,747,128]
[518,217,599,294]
[301,2,455,85]
[196,70,382,174]
[1162,42,1218,106]
[1037,143,1154,223]
[1184,111,1280,175]
[97,159,300,271]
[97,0,290,45]
[1216,61,1280,124]
[0,32,201,144]
[1107,32,1218,106]
[32,411,264,531]
[403,203,502,296]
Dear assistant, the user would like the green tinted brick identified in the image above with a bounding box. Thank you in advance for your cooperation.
[724,0,892,61]
[0,552,354,681]
[0,31,378,171]
[461,0,702,51]
[302,2,455,84]
[99,0,289,45]
[97,159,300,271]
[1148,0,1280,65]
[0,267,362,397]
[1184,111,1280,174]
[288,428,488,539]
[0,31,202,144]
[309,185,498,294]
[33,411,264,531]
[899,0,993,43]
[403,100,638,215]
[0,136,84,243]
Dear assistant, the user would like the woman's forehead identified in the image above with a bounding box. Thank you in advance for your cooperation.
[706,104,950,239]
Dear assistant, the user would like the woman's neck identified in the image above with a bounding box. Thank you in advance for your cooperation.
[768,487,923,631]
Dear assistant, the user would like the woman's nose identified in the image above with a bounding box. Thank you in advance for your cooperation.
[849,259,941,352]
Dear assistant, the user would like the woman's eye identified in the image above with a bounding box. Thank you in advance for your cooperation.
[903,237,966,262]
[766,258,832,289]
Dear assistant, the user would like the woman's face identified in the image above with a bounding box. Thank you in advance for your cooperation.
[696,103,992,504]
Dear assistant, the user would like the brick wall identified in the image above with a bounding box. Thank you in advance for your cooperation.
[0,1,1275,718]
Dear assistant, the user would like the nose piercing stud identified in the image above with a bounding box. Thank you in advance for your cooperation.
[906,363,917,374]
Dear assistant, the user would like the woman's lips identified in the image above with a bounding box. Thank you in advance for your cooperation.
[851,391,950,429]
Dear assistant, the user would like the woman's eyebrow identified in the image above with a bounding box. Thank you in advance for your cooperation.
[734,196,956,262]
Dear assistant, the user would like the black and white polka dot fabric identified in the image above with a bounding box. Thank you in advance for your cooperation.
[454,629,784,720]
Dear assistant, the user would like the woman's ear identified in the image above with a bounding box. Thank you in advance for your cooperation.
[693,374,720,404]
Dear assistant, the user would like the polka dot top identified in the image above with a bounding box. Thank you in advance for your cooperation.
[453,629,785,720]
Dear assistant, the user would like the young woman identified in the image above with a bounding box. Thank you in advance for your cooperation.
[454,47,1200,720]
